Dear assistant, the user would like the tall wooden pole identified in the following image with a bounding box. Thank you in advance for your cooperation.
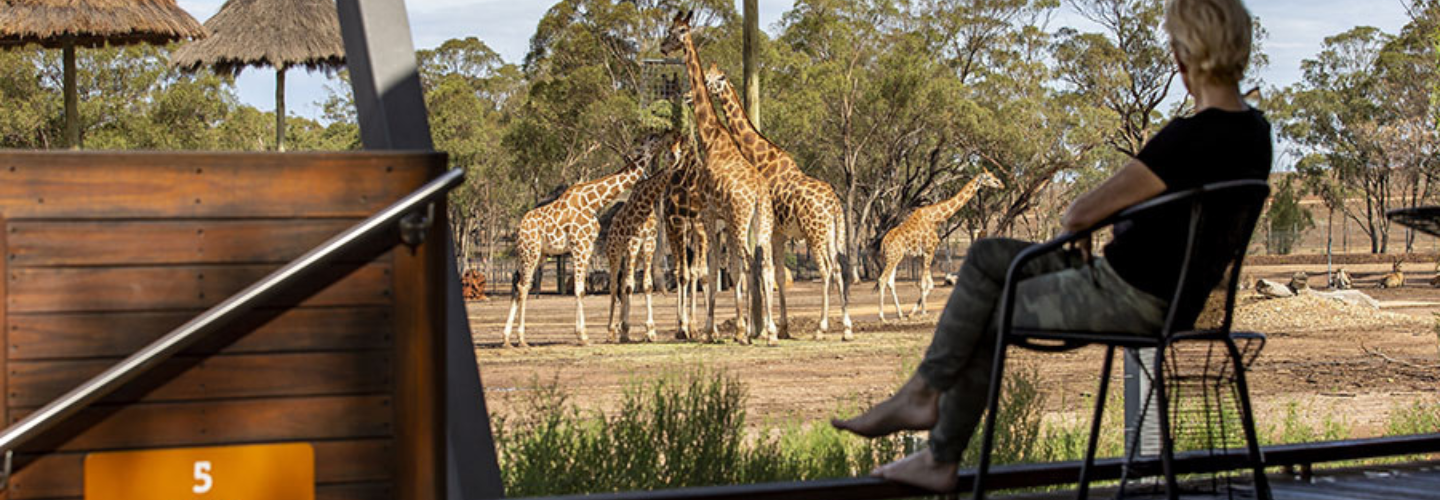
[742,0,760,130]
[63,37,79,149]
[276,65,287,152]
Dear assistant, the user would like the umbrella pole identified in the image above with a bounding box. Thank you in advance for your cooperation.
[63,37,79,150]
[276,65,287,152]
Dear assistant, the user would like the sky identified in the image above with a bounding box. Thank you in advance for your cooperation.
[172,0,1413,123]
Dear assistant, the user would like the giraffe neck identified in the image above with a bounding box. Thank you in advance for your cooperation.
[715,80,792,179]
[680,33,732,155]
[576,157,647,214]
[925,176,987,223]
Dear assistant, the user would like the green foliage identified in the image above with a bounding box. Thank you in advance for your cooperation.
[1265,177,1315,255]
[1387,399,1440,436]
[493,367,1057,496]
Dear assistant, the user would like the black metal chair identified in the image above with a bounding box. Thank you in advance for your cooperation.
[972,179,1272,500]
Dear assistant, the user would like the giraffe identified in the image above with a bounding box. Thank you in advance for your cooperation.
[664,132,712,339]
[502,131,674,347]
[661,10,780,345]
[704,65,853,341]
[876,170,1005,320]
[602,136,683,343]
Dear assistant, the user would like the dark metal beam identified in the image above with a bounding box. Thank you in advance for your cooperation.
[334,1,504,498]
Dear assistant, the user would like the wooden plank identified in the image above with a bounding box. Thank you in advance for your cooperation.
[10,395,392,452]
[7,220,357,267]
[0,152,438,219]
[392,196,446,500]
[9,439,393,499]
[8,306,392,360]
[8,352,392,408]
[7,263,391,313]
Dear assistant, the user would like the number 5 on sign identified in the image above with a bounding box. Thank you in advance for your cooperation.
[85,443,313,500]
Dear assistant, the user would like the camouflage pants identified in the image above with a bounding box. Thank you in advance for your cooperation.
[917,238,1168,463]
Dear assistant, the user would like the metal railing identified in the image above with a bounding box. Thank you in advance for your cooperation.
[0,168,464,479]
[520,433,1440,500]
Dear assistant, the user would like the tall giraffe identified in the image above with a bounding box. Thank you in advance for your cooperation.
[877,170,1004,320]
[664,132,710,339]
[502,132,674,347]
[705,65,853,341]
[602,136,682,343]
[661,10,780,345]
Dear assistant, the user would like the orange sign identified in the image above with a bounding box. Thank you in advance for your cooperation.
[84,443,314,500]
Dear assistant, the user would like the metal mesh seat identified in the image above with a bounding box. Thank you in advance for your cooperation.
[973,180,1273,500]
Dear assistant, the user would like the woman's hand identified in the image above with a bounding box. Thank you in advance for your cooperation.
[1061,159,1168,233]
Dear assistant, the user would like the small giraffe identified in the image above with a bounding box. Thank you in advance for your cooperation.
[662,11,780,345]
[704,65,853,341]
[664,132,711,339]
[502,131,673,347]
[877,170,1004,320]
[603,136,683,343]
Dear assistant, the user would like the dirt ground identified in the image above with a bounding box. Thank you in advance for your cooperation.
[469,260,1440,438]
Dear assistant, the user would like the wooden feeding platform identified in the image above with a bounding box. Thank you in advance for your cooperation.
[0,151,454,500]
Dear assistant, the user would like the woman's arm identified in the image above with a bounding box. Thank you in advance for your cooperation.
[1061,159,1168,233]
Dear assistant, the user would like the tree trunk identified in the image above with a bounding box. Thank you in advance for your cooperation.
[63,37,80,150]
[743,0,760,130]
[276,66,288,152]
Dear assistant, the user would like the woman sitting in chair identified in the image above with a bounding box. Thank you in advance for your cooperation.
[832,0,1272,491]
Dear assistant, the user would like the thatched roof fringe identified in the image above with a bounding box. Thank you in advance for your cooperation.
[170,0,345,75]
[0,0,206,48]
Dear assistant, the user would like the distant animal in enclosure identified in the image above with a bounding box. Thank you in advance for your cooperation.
[705,65,853,341]
[664,133,712,340]
[663,10,780,345]
[876,170,1004,320]
[1289,271,1309,293]
[502,131,674,347]
[1379,259,1405,289]
[602,136,682,343]
[1333,268,1353,290]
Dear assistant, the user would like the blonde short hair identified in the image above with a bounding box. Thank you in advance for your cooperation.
[1165,0,1252,86]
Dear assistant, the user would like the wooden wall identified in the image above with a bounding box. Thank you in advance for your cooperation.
[0,151,446,500]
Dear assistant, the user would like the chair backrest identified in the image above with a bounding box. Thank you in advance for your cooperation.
[1156,180,1270,335]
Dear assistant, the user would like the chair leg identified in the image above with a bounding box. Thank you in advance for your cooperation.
[1226,338,1271,500]
[1152,345,1180,500]
[972,335,1011,500]
[1078,345,1116,500]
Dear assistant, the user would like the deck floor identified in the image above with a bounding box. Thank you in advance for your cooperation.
[1007,463,1440,500]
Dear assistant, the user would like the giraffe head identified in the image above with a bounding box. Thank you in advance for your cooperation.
[660,10,694,55]
[977,169,1005,190]
[626,130,678,171]
[703,64,730,96]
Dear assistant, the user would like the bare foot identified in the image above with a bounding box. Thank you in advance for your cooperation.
[871,448,958,492]
[831,375,938,437]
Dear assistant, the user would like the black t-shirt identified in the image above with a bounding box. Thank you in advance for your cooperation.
[1104,107,1273,299]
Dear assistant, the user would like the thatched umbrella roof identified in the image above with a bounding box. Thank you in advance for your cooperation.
[0,0,206,148]
[170,0,345,75]
[0,0,206,48]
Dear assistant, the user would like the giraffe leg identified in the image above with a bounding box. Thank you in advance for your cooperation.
[731,238,751,345]
[835,251,854,341]
[878,260,896,321]
[642,245,657,342]
[888,261,906,320]
[756,234,781,346]
[772,235,791,340]
[606,261,621,343]
[503,250,540,348]
[911,252,934,317]
[620,249,640,343]
[703,221,722,343]
[573,251,591,346]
